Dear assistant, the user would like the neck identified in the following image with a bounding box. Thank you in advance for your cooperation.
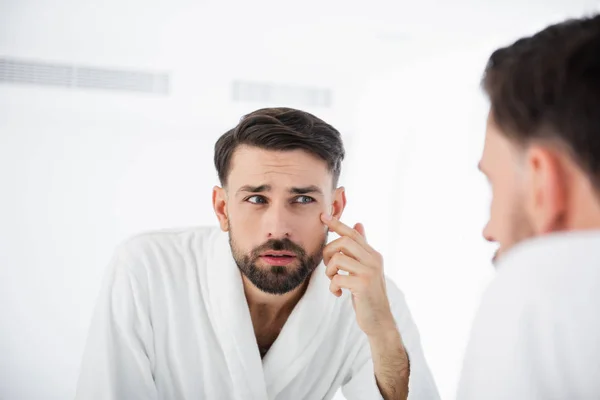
[568,208,600,231]
[564,176,600,231]
[242,274,310,320]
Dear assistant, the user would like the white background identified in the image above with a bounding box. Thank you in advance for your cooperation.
[1,1,598,399]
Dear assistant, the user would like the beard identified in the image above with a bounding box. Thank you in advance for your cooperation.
[229,229,327,295]
[493,196,535,266]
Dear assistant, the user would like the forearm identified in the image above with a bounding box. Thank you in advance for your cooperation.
[369,327,410,400]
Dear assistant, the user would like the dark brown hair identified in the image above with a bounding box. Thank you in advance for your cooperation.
[483,14,600,186]
[214,107,345,187]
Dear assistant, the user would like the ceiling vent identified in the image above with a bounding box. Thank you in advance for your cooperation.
[0,56,169,95]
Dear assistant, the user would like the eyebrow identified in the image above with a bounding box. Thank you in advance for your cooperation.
[237,184,271,194]
[236,184,323,195]
[289,185,323,195]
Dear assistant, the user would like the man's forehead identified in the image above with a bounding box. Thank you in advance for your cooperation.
[228,146,332,187]
[234,182,326,195]
[231,145,326,166]
[228,173,329,191]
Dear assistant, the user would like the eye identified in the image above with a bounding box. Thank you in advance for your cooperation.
[246,195,267,204]
[294,196,315,204]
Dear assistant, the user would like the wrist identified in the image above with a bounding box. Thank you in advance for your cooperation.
[367,321,402,344]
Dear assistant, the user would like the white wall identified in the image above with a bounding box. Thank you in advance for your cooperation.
[1,1,599,399]
[348,44,497,399]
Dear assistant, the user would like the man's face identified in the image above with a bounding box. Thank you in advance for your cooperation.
[214,145,345,294]
[479,112,535,264]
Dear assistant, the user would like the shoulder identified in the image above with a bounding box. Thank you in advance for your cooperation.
[466,231,600,362]
[111,225,225,276]
[459,231,600,399]
[117,225,222,251]
[484,231,600,318]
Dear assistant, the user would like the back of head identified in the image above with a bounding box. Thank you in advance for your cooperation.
[483,14,600,188]
[479,14,600,261]
[214,107,345,187]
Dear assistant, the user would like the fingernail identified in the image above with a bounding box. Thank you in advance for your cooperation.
[322,214,332,221]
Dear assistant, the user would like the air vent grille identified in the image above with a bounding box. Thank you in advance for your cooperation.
[0,57,169,95]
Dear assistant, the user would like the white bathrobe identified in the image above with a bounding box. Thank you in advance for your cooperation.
[457,230,600,400]
[76,226,439,400]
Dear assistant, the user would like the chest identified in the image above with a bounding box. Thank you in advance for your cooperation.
[253,318,287,358]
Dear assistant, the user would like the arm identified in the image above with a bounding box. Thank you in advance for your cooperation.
[321,215,439,400]
[341,285,439,400]
[369,328,410,400]
[378,280,439,400]
[75,244,158,400]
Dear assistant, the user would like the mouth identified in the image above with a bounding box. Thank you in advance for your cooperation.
[259,251,297,266]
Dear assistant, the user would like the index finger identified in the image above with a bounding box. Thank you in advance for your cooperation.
[321,214,373,252]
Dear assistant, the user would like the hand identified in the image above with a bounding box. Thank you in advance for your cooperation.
[320,214,397,338]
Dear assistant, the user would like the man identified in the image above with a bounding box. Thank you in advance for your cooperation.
[457,14,600,400]
[76,107,439,399]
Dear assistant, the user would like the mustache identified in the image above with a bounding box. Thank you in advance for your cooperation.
[251,238,307,259]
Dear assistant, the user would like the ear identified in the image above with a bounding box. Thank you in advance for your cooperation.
[524,146,567,234]
[327,187,347,231]
[212,185,229,232]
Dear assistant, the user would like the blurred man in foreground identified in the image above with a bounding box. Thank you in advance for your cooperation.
[458,13,600,400]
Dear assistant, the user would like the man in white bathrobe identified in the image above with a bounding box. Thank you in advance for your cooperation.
[76,107,439,399]
[457,14,600,400]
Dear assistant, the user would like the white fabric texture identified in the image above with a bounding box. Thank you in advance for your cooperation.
[76,226,439,399]
[457,230,600,400]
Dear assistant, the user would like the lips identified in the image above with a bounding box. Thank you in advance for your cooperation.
[259,251,297,266]
[260,251,296,257]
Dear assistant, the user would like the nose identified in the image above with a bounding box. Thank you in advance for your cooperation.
[263,203,292,239]
[482,221,495,243]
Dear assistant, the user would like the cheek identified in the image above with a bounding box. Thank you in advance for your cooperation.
[489,184,519,238]
[295,217,328,245]
[294,213,324,230]
[227,207,258,237]
[293,202,328,217]
[228,204,260,224]
[288,203,327,224]
[488,196,504,236]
